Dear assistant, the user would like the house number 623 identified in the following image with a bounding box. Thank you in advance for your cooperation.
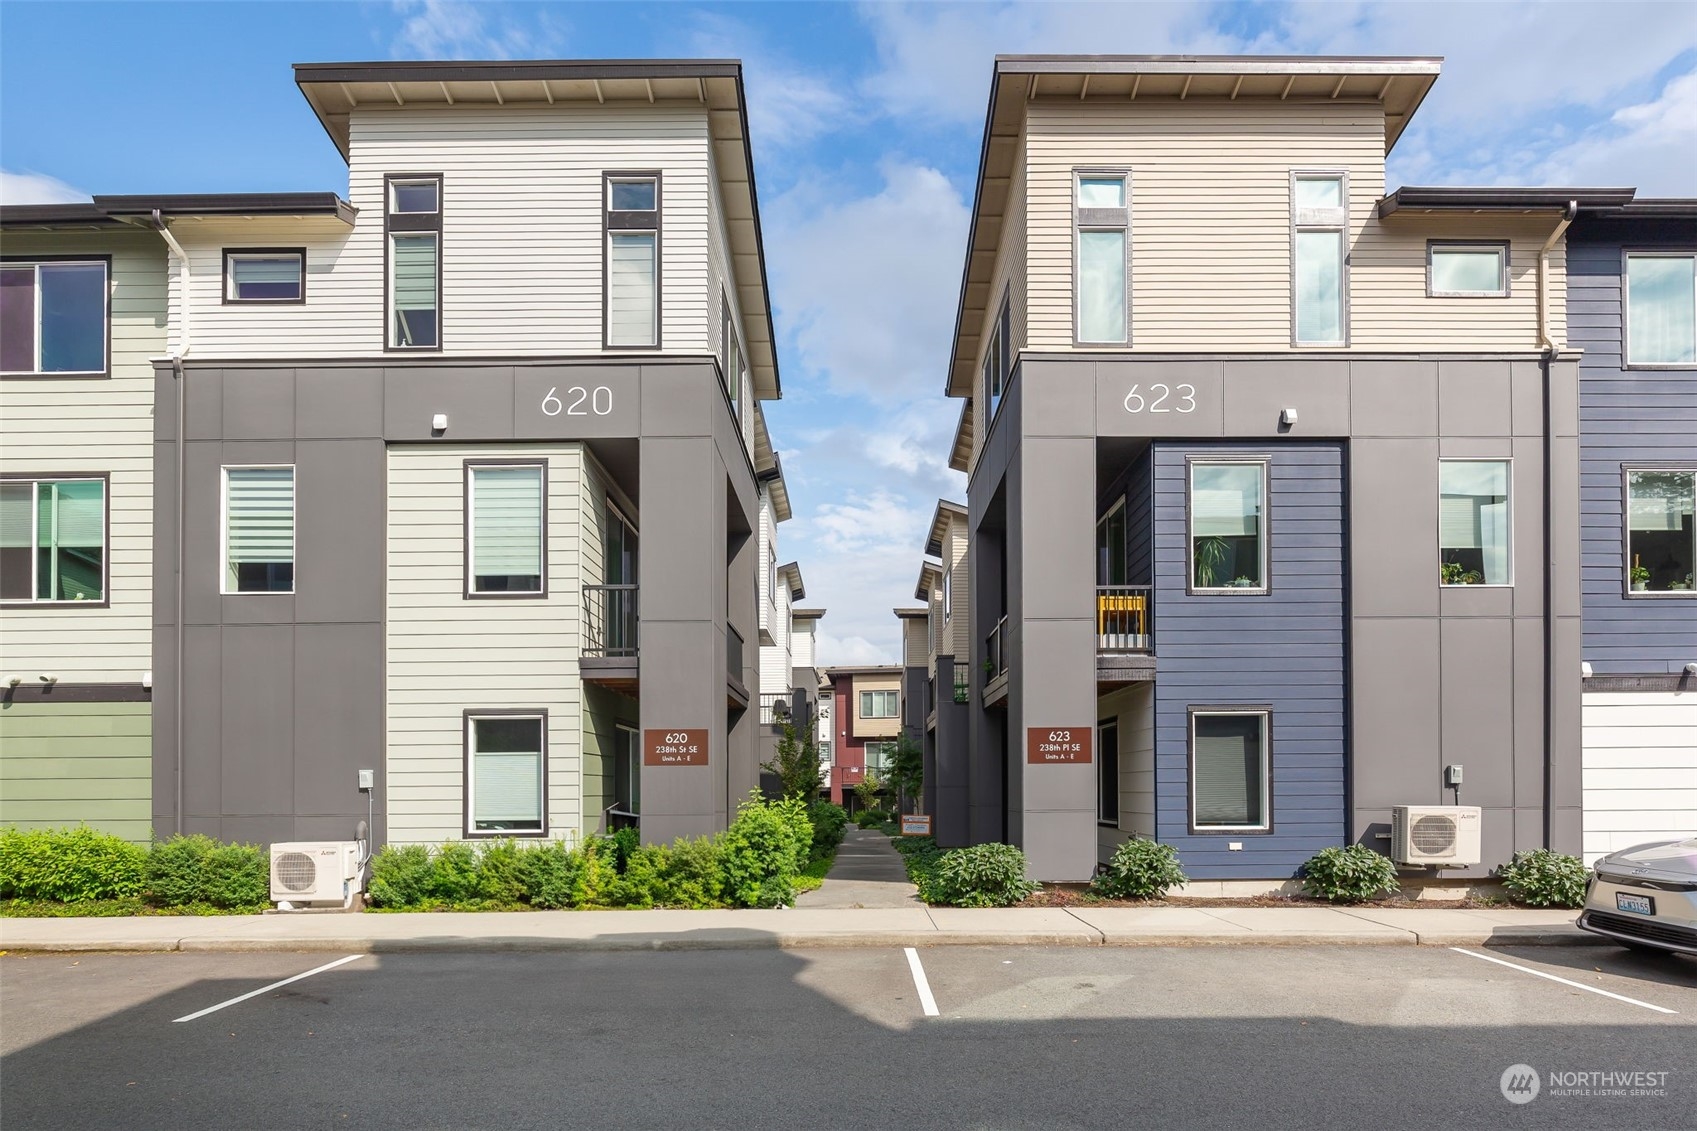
[1123,383,1196,414]
[541,385,614,417]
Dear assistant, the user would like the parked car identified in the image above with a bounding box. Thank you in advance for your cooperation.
[1577,838,1697,956]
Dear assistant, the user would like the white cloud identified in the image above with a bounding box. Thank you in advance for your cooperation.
[1531,67,1697,196]
[685,13,853,150]
[389,0,563,61]
[816,631,896,667]
[788,488,934,666]
[0,170,89,205]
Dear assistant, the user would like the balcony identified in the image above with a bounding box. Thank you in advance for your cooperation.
[581,584,639,694]
[1098,585,1155,686]
[726,624,749,708]
[758,693,793,730]
[983,615,1010,708]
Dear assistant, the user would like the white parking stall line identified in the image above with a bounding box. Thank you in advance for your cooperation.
[171,954,367,1023]
[1448,948,1677,1015]
[904,947,940,1018]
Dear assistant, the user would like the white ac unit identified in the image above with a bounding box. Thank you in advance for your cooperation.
[1391,805,1482,867]
[270,841,364,907]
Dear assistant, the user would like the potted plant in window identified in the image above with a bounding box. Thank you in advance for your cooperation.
[1231,576,1257,588]
[1630,559,1650,592]
[1194,536,1231,588]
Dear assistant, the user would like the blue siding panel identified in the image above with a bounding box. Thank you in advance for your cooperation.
[1152,441,1347,879]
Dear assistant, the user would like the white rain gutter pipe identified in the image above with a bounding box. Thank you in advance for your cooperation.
[1537,201,1578,350]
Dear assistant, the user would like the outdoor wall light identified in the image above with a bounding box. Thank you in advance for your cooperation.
[431,413,448,433]
[1685,662,1697,676]
[38,673,59,684]
[1280,407,1298,427]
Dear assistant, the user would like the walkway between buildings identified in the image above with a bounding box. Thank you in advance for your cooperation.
[795,826,922,909]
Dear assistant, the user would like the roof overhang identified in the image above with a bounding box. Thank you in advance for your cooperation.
[1575,198,1697,221]
[294,59,778,399]
[947,54,1442,397]
[751,403,791,520]
[915,560,943,602]
[926,499,968,558]
[792,607,826,621]
[0,203,121,230]
[1377,186,1636,218]
[94,193,356,224]
[778,561,805,602]
[948,400,973,473]
[894,607,928,619]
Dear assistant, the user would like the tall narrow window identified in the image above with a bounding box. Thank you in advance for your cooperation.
[1439,460,1511,586]
[1192,711,1269,832]
[0,259,108,374]
[606,173,660,348]
[614,723,641,815]
[1190,461,1266,592]
[0,477,106,603]
[984,293,1011,419]
[466,463,545,596]
[467,713,545,835]
[223,467,294,594]
[386,175,441,349]
[721,290,742,408]
[1626,254,1696,366]
[1075,172,1129,344]
[1097,499,1127,586]
[1292,173,1347,346]
[1098,719,1120,824]
[1626,468,1696,595]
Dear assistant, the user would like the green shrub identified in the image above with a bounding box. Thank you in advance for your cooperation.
[719,793,812,908]
[570,836,620,907]
[0,826,148,903]
[606,826,641,873]
[1301,844,1401,904]
[428,840,481,903]
[518,840,581,909]
[143,835,268,909]
[1499,849,1587,909]
[473,839,529,904]
[661,835,724,909]
[856,808,892,827]
[1093,838,1188,901]
[920,843,1037,908]
[806,802,848,861]
[368,844,435,908]
[611,844,672,908]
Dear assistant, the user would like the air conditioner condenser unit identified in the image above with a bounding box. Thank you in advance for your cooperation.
[270,841,365,908]
[1390,805,1482,868]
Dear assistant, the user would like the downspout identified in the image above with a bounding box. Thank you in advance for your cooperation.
[1537,202,1576,849]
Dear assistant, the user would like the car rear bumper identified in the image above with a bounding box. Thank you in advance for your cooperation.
[1578,909,1697,955]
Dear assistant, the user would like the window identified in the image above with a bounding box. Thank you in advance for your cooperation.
[222,467,293,594]
[1439,460,1511,586]
[0,476,105,603]
[1626,468,1695,595]
[1098,719,1120,825]
[466,463,545,596]
[721,290,742,408]
[942,564,952,626]
[1097,498,1127,586]
[602,502,639,656]
[613,723,641,815]
[466,713,545,835]
[1191,711,1269,832]
[1075,172,1129,344]
[863,740,896,774]
[1190,461,1266,591]
[1428,242,1508,297]
[860,689,899,719]
[0,258,108,374]
[223,249,304,303]
[386,175,442,349]
[606,173,660,348]
[1292,173,1348,346]
[1626,253,1696,366]
[984,292,1011,418]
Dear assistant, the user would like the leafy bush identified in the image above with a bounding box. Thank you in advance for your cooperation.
[473,839,529,904]
[429,840,482,903]
[368,843,435,908]
[719,793,812,908]
[144,834,268,909]
[518,840,581,909]
[1093,838,1188,901]
[806,802,848,862]
[1301,844,1401,904]
[856,809,892,827]
[660,836,723,909]
[605,826,641,873]
[0,826,148,903]
[1499,849,1587,908]
[919,843,1037,908]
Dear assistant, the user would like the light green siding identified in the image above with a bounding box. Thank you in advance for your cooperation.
[581,683,637,834]
[0,701,152,842]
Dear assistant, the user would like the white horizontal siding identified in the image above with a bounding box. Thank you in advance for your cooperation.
[0,230,164,683]
[1582,691,1697,863]
[385,443,591,846]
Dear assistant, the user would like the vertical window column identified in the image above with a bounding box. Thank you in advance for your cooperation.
[1075,172,1129,345]
[386,175,442,350]
[1292,173,1348,346]
[605,173,660,348]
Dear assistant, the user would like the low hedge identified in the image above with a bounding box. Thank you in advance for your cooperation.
[1499,849,1587,908]
[1094,837,1188,901]
[1301,844,1401,904]
[0,826,268,912]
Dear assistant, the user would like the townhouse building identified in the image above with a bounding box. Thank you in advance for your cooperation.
[1567,202,1697,862]
[753,433,817,773]
[895,607,928,810]
[1,207,166,842]
[940,54,1624,882]
[912,499,972,840]
[822,665,904,808]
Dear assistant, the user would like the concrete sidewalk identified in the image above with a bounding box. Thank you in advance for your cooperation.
[0,903,1589,954]
[794,827,921,909]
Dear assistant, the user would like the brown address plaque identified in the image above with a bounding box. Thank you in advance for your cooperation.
[1025,727,1092,764]
[644,729,708,766]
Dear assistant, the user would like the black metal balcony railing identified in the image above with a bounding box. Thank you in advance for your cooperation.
[727,624,744,680]
[758,693,791,727]
[1097,585,1153,652]
[582,584,639,658]
[986,616,1009,681]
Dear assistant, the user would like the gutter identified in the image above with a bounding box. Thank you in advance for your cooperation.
[1536,201,1577,351]
[1535,203,1574,851]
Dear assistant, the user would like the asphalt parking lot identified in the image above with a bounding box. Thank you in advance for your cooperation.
[3,944,1693,1130]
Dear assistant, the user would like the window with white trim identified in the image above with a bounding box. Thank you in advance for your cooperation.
[467,713,545,835]
[1626,253,1696,366]
[1626,468,1695,595]
[860,689,899,719]
[1190,461,1266,591]
[222,466,294,594]
[863,740,896,774]
[387,175,441,349]
[1428,242,1508,297]
[1439,460,1511,586]
[606,174,659,348]
[0,477,105,603]
[466,463,545,596]
[224,250,304,303]
[1075,172,1129,344]
[0,259,107,374]
[614,723,641,815]
[1292,173,1347,346]
[1191,711,1269,832]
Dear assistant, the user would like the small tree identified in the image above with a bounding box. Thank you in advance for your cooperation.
[853,771,884,814]
[887,731,924,813]
[763,718,823,801]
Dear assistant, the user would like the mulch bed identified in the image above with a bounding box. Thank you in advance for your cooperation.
[1020,885,1512,910]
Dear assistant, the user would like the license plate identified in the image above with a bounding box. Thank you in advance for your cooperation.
[1616,892,1655,916]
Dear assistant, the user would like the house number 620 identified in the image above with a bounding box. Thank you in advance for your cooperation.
[1123,383,1196,414]
[541,385,614,417]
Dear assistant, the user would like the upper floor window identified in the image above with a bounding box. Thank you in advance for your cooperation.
[0,259,107,375]
[942,561,952,626]
[1626,253,1696,366]
[1075,171,1129,344]
[1291,173,1348,346]
[1439,460,1510,586]
[0,476,105,604]
[386,174,442,350]
[224,250,304,303]
[1626,468,1695,595]
[466,462,545,597]
[863,739,896,773]
[606,173,660,348]
[1190,460,1266,592]
[860,689,899,718]
[721,290,742,408]
[1429,242,1508,297]
[983,291,1011,419]
[223,466,294,594]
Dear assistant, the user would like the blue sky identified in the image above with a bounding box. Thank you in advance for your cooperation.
[5,1,1695,664]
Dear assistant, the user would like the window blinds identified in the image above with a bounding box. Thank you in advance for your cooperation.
[226,468,294,570]
[1194,715,1264,827]
[609,232,657,346]
[1628,256,1696,365]
[471,467,542,581]
[391,234,438,345]
[472,718,543,829]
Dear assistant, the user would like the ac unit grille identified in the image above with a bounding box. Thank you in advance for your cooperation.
[1409,815,1458,855]
[274,851,318,893]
